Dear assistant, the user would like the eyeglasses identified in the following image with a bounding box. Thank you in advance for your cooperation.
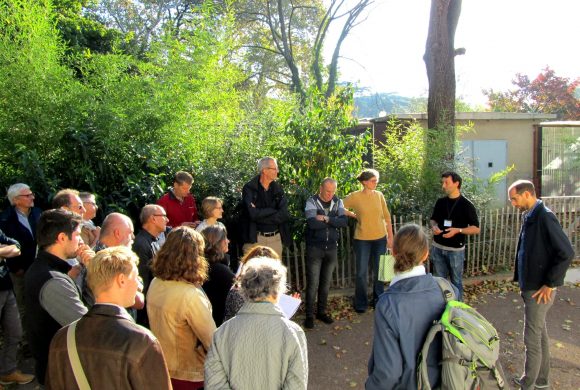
[154,214,168,218]
[83,202,98,208]
[17,193,34,198]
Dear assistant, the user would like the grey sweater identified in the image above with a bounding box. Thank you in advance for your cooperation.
[205,301,308,389]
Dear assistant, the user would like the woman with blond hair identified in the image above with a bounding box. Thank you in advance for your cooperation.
[366,224,456,389]
[196,197,225,233]
[343,168,394,313]
[147,227,216,390]
[222,245,280,322]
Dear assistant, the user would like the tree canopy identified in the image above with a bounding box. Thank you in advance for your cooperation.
[484,67,580,120]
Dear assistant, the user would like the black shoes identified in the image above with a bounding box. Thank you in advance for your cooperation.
[303,313,334,329]
[303,317,314,329]
[316,313,334,324]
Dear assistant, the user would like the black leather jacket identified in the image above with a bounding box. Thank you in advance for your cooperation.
[241,175,291,246]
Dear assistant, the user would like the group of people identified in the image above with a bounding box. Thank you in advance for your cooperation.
[0,156,574,390]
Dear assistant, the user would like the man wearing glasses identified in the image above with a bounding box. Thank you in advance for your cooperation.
[241,157,290,258]
[79,192,100,248]
[133,204,167,327]
[0,183,42,348]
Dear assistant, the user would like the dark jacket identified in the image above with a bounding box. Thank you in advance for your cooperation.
[0,228,19,291]
[24,250,87,384]
[304,194,347,248]
[203,262,235,327]
[367,275,451,390]
[241,175,291,246]
[0,206,41,273]
[46,304,172,390]
[514,201,574,291]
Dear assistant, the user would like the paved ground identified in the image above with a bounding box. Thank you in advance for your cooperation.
[302,276,580,390]
[6,271,580,390]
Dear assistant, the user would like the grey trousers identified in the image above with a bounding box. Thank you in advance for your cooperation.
[520,289,555,389]
[0,289,22,375]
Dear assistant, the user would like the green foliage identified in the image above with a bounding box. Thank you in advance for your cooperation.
[277,86,370,235]
[375,117,504,217]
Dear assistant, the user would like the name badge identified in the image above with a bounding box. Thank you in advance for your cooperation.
[443,219,452,227]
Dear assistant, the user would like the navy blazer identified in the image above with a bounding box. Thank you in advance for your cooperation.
[514,201,574,291]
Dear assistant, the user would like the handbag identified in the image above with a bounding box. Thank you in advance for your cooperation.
[67,320,92,390]
[378,250,396,282]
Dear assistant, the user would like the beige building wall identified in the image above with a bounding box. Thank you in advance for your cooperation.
[371,112,557,187]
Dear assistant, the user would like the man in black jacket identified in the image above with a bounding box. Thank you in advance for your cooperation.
[24,209,88,385]
[508,180,574,390]
[303,178,347,329]
[241,157,290,257]
[0,183,42,336]
[0,229,35,385]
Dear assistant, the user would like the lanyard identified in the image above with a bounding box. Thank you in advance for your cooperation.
[446,196,461,220]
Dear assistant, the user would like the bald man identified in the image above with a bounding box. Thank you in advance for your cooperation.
[94,213,135,251]
[87,213,143,312]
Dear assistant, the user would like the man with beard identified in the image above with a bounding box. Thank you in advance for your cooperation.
[24,209,88,385]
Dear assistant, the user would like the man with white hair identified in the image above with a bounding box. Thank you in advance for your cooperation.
[45,247,172,389]
[0,183,42,345]
[241,157,291,257]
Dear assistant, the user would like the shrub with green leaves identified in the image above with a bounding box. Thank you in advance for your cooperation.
[375,117,505,217]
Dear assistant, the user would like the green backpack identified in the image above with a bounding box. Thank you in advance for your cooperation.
[417,278,509,390]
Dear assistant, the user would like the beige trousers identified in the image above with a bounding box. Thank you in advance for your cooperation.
[243,233,283,259]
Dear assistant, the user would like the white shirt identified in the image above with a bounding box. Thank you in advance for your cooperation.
[390,265,427,287]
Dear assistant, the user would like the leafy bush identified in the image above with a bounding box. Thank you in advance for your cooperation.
[375,117,506,217]
[277,87,371,237]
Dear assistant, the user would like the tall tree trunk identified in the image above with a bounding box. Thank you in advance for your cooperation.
[423,0,462,137]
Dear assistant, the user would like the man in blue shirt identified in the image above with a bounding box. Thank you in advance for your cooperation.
[508,180,574,390]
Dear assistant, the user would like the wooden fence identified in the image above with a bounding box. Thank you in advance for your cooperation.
[282,196,580,291]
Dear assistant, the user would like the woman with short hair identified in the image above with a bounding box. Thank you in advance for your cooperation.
[196,197,225,233]
[366,224,455,389]
[343,168,394,313]
[205,257,308,389]
[147,227,216,390]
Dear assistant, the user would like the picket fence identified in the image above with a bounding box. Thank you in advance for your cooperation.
[281,196,580,291]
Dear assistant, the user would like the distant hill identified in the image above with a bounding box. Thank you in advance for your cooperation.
[353,93,427,118]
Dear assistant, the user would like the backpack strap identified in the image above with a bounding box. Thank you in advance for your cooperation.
[66,320,92,390]
[433,277,456,303]
[417,323,443,390]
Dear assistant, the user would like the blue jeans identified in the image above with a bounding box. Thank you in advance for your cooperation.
[519,290,555,389]
[305,246,337,318]
[430,246,464,301]
[0,290,22,376]
[353,237,386,312]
